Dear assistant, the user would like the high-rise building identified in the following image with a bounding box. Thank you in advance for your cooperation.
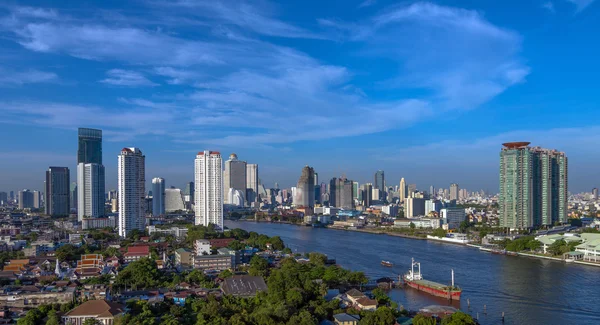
[33,191,42,209]
[118,147,146,237]
[195,151,223,229]
[18,190,34,209]
[450,183,459,201]
[329,178,341,207]
[425,199,442,216]
[314,173,319,187]
[165,187,186,212]
[341,179,354,210]
[70,182,77,212]
[405,197,426,217]
[296,166,315,207]
[77,128,102,165]
[45,167,70,217]
[246,164,259,205]
[151,178,165,216]
[224,154,246,205]
[184,182,194,203]
[408,184,417,197]
[77,163,106,221]
[399,178,407,201]
[352,181,359,200]
[361,183,373,207]
[374,170,385,190]
[429,186,435,199]
[0,192,7,206]
[499,142,568,229]
[593,188,599,201]
[9,191,14,200]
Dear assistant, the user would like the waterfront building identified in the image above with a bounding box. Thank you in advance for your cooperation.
[450,183,459,201]
[118,147,146,237]
[18,189,34,209]
[296,166,315,207]
[440,207,466,230]
[374,170,385,190]
[45,167,70,217]
[246,164,259,205]
[165,188,185,212]
[224,153,247,205]
[77,163,106,221]
[405,197,426,217]
[394,218,442,229]
[499,142,568,229]
[399,178,407,201]
[151,177,165,216]
[195,151,223,229]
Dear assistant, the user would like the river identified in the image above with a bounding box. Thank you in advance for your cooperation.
[225,221,600,325]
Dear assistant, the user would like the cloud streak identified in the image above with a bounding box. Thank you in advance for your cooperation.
[100,69,157,87]
[0,67,57,85]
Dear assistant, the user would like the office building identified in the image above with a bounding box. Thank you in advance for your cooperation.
[295,166,315,207]
[246,164,259,205]
[165,188,186,212]
[33,191,42,209]
[594,188,599,201]
[341,179,354,210]
[77,163,106,221]
[0,192,7,206]
[18,190,34,209]
[352,181,359,200]
[361,183,373,207]
[450,183,459,201]
[405,197,426,217]
[45,167,70,217]
[374,170,385,190]
[151,177,165,216]
[78,128,102,165]
[441,207,466,230]
[314,173,319,187]
[429,186,435,199]
[372,188,380,201]
[224,154,246,205]
[118,147,146,237]
[195,151,223,229]
[184,182,194,203]
[425,199,442,216]
[399,178,407,201]
[70,182,77,212]
[499,142,568,229]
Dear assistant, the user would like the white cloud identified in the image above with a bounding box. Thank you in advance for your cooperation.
[100,69,157,87]
[358,0,377,9]
[542,2,556,12]
[0,68,57,85]
[565,0,596,12]
[153,67,202,85]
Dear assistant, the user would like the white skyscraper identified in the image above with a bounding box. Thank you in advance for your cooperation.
[77,163,106,221]
[246,164,259,205]
[118,148,145,237]
[399,178,407,201]
[151,177,165,216]
[195,151,223,230]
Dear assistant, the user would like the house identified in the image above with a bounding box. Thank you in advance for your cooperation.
[344,289,365,304]
[221,275,267,297]
[62,300,124,325]
[333,313,360,325]
[123,246,151,263]
[355,297,378,311]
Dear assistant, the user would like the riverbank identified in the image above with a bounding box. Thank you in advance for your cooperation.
[467,244,600,268]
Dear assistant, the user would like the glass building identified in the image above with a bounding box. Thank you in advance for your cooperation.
[78,128,102,164]
[499,142,568,229]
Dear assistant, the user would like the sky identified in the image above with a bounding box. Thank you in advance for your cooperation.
[0,0,599,194]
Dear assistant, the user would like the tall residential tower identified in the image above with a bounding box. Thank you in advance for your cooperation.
[118,148,146,237]
[45,167,70,217]
[195,151,223,230]
[151,177,165,216]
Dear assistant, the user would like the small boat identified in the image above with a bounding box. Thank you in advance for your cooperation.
[381,260,393,267]
[506,251,518,256]
[564,258,575,263]
[491,249,506,255]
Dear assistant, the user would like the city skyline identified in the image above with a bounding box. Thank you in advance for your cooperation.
[1,1,600,192]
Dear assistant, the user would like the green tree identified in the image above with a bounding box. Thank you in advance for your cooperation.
[115,258,161,290]
[413,314,437,325]
[249,255,269,277]
[308,252,327,265]
[526,239,542,251]
[410,222,416,229]
[441,311,476,325]
[371,288,391,305]
[228,240,246,251]
[432,228,447,238]
[45,312,60,325]
[219,269,233,278]
[359,307,397,325]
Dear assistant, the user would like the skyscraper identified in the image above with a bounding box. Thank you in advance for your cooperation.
[224,153,247,205]
[70,182,77,212]
[151,177,165,216]
[246,164,259,205]
[429,186,435,199]
[78,163,105,221]
[352,181,359,200]
[18,190,34,209]
[77,127,105,222]
[77,128,102,165]
[341,178,354,210]
[0,192,7,206]
[33,191,42,209]
[118,147,146,237]
[450,183,459,201]
[399,178,407,201]
[184,182,194,203]
[195,151,223,229]
[329,178,341,207]
[296,166,315,207]
[361,183,373,207]
[374,170,385,190]
[165,187,185,212]
[499,142,568,229]
[593,188,598,201]
[45,167,70,217]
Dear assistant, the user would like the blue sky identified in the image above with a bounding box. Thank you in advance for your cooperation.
[0,0,599,193]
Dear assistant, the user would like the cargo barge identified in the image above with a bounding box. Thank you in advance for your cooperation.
[402,258,462,301]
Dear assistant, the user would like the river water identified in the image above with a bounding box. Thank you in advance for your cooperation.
[226,221,600,325]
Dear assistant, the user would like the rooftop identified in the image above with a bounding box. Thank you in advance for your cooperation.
[64,300,124,318]
[221,275,267,297]
[502,142,531,149]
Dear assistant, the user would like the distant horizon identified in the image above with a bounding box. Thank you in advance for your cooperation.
[1,1,599,193]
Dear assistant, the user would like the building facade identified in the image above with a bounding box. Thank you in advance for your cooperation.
[118,147,146,237]
[45,167,70,217]
[450,183,459,201]
[195,151,223,229]
[224,154,247,205]
[246,164,259,205]
[77,128,102,165]
[499,142,568,229]
[77,163,106,221]
[374,170,385,191]
[18,189,34,209]
[165,188,185,212]
[405,197,426,217]
[296,166,315,208]
[151,177,165,216]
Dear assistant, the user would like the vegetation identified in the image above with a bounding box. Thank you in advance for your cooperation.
[547,239,581,256]
[432,228,447,238]
[498,236,542,252]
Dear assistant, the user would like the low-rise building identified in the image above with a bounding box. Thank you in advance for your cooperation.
[441,207,466,230]
[175,248,194,269]
[124,246,151,263]
[147,225,188,238]
[195,239,211,255]
[394,218,442,229]
[194,255,233,270]
[221,275,267,297]
[333,313,360,325]
[0,285,75,308]
[82,217,117,230]
[62,299,125,325]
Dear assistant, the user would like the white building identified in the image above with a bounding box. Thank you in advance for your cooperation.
[194,151,223,230]
[195,239,211,255]
[425,199,442,216]
[394,218,442,229]
[118,147,146,237]
[224,154,246,205]
[246,164,259,205]
[165,188,185,212]
[151,177,165,216]
[440,207,466,229]
[82,216,117,230]
[227,188,245,207]
[77,163,105,221]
